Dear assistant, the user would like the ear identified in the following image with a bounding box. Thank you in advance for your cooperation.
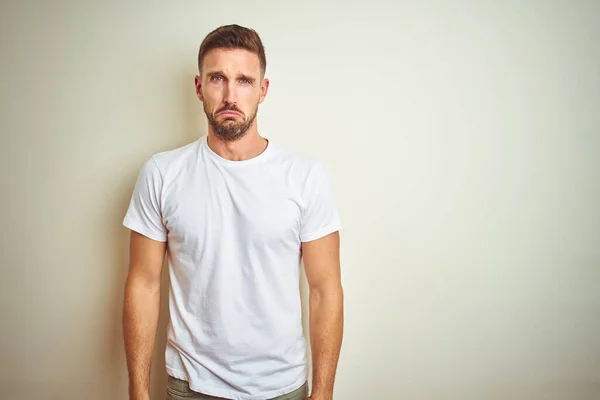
[258,77,270,104]
[194,75,204,101]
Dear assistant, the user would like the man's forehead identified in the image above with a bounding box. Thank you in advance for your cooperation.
[202,48,261,73]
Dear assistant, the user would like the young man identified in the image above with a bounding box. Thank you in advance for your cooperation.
[122,25,343,400]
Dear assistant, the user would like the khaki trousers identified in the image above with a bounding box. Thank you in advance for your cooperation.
[165,376,309,400]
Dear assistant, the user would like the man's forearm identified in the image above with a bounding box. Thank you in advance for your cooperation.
[123,277,161,400]
[309,286,344,400]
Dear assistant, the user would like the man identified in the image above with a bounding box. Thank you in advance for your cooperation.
[122,24,343,400]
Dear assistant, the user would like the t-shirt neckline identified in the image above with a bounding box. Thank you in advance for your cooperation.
[202,135,273,167]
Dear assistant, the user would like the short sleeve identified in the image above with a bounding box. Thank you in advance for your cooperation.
[122,156,168,242]
[300,162,342,242]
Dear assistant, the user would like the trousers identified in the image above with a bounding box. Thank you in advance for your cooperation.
[165,376,309,400]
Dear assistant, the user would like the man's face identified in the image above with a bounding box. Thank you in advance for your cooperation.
[195,48,269,142]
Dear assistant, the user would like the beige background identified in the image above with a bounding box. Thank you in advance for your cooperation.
[1,1,599,399]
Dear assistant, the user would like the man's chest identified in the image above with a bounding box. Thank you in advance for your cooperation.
[162,170,304,249]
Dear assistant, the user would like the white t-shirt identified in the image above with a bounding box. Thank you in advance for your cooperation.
[122,135,341,400]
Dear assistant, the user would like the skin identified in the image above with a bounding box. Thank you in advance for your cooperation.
[302,232,344,400]
[122,231,166,400]
[123,47,343,400]
[195,47,270,161]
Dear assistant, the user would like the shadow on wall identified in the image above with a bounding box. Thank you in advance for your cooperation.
[150,262,171,399]
[110,68,206,400]
[300,263,313,394]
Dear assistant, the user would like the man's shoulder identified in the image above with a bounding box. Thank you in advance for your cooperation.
[269,141,322,173]
[149,138,201,174]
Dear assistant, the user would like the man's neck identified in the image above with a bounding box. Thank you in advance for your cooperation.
[206,130,268,162]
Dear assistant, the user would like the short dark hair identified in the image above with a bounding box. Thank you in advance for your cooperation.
[198,24,266,76]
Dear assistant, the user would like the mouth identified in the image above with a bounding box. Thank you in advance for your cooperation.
[218,110,242,117]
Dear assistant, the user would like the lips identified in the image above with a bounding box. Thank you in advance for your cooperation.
[218,110,242,117]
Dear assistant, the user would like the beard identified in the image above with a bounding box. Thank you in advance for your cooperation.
[205,103,258,143]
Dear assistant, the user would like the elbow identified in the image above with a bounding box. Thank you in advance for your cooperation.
[310,282,344,307]
[124,269,162,297]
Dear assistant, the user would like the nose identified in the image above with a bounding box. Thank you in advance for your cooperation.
[223,81,238,105]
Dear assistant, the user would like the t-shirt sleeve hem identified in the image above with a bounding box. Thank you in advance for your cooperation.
[300,222,341,243]
[123,217,167,242]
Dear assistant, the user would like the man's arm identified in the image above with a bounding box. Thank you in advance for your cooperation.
[122,230,167,400]
[302,231,344,400]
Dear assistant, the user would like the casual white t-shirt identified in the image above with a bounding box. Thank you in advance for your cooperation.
[122,135,341,400]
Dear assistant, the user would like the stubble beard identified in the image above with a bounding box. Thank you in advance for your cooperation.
[205,103,258,143]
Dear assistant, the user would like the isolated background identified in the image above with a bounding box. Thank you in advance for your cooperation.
[1,1,599,399]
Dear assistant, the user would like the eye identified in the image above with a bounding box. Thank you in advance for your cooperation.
[239,78,251,84]
[210,75,224,82]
